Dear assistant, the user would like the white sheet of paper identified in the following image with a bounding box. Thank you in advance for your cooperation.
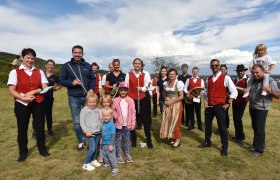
[40,86,53,94]
[193,97,200,103]
[147,86,156,91]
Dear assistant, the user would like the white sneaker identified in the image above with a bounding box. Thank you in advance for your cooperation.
[91,160,101,167]
[82,163,95,171]
[261,90,268,96]
[242,92,249,98]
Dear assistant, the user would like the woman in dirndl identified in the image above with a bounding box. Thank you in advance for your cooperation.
[160,68,184,148]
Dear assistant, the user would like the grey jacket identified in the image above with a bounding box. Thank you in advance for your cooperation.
[249,77,279,110]
[80,106,102,134]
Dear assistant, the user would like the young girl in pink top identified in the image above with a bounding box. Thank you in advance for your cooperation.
[112,81,136,163]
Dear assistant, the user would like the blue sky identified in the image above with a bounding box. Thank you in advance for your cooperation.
[0,0,279,75]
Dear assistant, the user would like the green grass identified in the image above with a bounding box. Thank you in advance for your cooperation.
[0,88,280,179]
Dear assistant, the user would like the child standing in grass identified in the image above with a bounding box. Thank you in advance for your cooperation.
[112,81,136,163]
[243,43,275,97]
[101,107,119,176]
[97,94,113,163]
[80,94,102,171]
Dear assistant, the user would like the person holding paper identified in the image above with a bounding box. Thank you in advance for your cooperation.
[183,67,204,131]
[7,48,50,162]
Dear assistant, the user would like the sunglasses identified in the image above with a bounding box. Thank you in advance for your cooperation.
[211,64,219,68]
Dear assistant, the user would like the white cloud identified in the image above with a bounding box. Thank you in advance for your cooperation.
[0,0,280,74]
[211,49,252,65]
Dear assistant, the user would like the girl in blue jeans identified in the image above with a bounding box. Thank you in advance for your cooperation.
[80,94,102,171]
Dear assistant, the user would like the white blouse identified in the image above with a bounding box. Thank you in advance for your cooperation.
[164,80,184,91]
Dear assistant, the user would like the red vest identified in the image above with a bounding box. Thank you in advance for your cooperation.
[15,68,44,103]
[152,78,157,95]
[128,72,146,100]
[94,74,100,95]
[207,74,226,106]
[234,78,248,103]
[104,73,110,94]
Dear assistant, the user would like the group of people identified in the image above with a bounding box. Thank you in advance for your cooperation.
[7,44,280,176]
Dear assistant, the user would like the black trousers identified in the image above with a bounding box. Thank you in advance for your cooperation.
[14,101,47,155]
[205,104,228,150]
[45,97,54,130]
[182,101,191,126]
[249,108,268,153]
[188,102,202,128]
[232,102,247,140]
[130,95,152,144]
[152,93,157,116]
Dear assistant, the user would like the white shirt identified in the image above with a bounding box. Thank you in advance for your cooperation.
[164,80,184,92]
[7,65,48,86]
[125,70,151,92]
[97,74,102,89]
[249,55,275,72]
[101,74,107,86]
[205,71,238,99]
[183,76,205,97]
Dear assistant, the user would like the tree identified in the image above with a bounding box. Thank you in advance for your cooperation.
[151,56,181,72]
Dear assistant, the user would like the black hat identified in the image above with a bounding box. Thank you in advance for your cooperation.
[234,64,248,71]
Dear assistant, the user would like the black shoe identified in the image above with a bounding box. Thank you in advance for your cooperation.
[47,130,54,137]
[249,151,263,157]
[187,126,193,131]
[40,150,50,157]
[220,149,228,156]
[236,139,243,144]
[131,141,136,147]
[18,154,27,162]
[147,142,153,149]
[198,142,211,148]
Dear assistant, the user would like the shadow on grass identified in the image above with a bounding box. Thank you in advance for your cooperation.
[228,132,252,153]
[46,120,71,149]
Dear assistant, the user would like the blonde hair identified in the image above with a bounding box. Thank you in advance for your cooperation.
[100,94,112,108]
[253,44,267,57]
[86,93,99,105]
[102,107,113,116]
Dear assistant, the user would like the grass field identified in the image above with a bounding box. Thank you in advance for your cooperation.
[0,88,279,179]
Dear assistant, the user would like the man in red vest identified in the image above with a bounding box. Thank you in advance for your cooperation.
[232,64,248,144]
[199,59,237,156]
[183,67,204,131]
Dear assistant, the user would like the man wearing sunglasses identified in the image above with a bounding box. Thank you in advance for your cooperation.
[199,59,237,156]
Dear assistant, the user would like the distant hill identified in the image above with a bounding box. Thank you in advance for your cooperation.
[0,52,108,87]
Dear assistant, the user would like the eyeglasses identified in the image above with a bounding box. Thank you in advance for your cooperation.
[211,64,219,68]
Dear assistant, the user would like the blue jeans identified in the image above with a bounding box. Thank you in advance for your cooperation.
[84,135,100,164]
[101,145,118,169]
[116,126,131,156]
[68,96,86,144]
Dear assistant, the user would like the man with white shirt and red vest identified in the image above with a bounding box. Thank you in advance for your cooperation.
[199,59,237,156]
[183,67,204,131]
[232,64,248,144]
[125,58,153,148]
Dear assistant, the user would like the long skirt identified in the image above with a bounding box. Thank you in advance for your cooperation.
[160,98,183,139]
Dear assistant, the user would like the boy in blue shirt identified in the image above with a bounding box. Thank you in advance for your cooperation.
[101,107,119,176]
